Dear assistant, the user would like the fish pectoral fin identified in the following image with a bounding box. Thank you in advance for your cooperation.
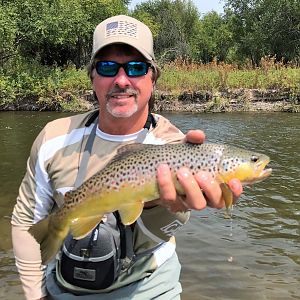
[118,202,144,225]
[70,215,102,239]
[220,183,234,211]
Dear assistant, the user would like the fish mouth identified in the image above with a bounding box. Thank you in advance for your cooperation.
[256,158,272,181]
[241,158,272,186]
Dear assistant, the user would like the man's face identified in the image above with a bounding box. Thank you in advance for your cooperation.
[92,45,153,119]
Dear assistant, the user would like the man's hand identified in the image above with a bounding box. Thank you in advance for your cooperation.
[155,129,243,212]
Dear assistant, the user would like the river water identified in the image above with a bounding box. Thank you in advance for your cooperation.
[0,111,299,300]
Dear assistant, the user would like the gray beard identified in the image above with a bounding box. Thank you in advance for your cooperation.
[106,100,138,118]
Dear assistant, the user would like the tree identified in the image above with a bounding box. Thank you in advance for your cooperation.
[224,0,300,65]
[133,0,200,61]
[6,0,129,67]
[191,11,233,63]
[0,3,17,66]
[258,0,300,63]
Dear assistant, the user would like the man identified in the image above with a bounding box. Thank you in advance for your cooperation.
[11,15,242,300]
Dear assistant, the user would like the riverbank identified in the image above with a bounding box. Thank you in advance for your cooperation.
[1,58,300,113]
[154,88,300,113]
[1,88,299,113]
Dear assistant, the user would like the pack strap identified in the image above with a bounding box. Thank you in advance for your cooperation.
[74,121,98,188]
[114,211,134,261]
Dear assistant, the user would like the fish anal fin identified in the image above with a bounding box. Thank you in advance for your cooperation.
[29,216,50,245]
[70,215,102,239]
[118,202,144,225]
[29,215,68,265]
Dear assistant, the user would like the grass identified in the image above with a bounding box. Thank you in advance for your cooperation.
[0,58,90,109]
[1,56,299,111]
[158,57,300,93]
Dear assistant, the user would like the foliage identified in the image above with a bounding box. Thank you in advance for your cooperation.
[131,10,160,39]
[0,57,90,108]
[0,3,17,65]
[225,0,300,65]
[1,57,299,111]
[1,0,299,67]
[8,0,128,67]
[0,0,299,111]
[157,57,300,93]
[132,0,299,65]
[133,0,200,61]
[191,12,233,63]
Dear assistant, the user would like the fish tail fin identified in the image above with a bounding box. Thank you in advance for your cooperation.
[29,215,67,265]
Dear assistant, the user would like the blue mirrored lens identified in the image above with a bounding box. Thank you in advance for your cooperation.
[96,61,118,77]
[126,62,148,76]
[95,61,150,77]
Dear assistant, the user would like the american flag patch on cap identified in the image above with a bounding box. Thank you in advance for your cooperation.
[105,20,138,38]
[106,21,118,31]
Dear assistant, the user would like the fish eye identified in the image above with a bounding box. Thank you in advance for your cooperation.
[251,155,259,163]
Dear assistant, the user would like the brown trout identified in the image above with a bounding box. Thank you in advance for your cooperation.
[29,143,272,264]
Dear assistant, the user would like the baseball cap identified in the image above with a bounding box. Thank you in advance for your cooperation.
[91,15,155,62]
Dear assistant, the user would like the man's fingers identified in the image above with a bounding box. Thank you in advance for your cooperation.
[195,171,224,209]
[157,164,176,204]
[176,168,206,210]
[185,130,206,144]
[157,165,192,212]
[157,165,243,212]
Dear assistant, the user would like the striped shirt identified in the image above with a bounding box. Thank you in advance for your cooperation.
[11,111,190,299]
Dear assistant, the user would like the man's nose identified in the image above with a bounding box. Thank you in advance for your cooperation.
[112,67,131,88]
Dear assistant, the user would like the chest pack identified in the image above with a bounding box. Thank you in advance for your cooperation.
[57,212,133,290]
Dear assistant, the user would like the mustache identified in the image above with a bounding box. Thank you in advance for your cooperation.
[106,87,138,99]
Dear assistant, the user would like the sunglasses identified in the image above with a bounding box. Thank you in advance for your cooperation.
[95,61,152,77]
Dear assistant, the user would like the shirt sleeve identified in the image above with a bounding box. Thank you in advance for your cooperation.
[11,225,47,300]
[11,127,52,299]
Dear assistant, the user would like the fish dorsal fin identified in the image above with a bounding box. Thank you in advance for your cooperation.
[64,190,76,205]
[109,143,152,165]
[118,143,149,154]
[118,202,144,225]
[70,215,103,239]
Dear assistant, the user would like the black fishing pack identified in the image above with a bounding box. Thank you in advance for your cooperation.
[57,212,132,290]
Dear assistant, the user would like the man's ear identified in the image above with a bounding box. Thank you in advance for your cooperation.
[93,90,98,101]
[152,82,156,91]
